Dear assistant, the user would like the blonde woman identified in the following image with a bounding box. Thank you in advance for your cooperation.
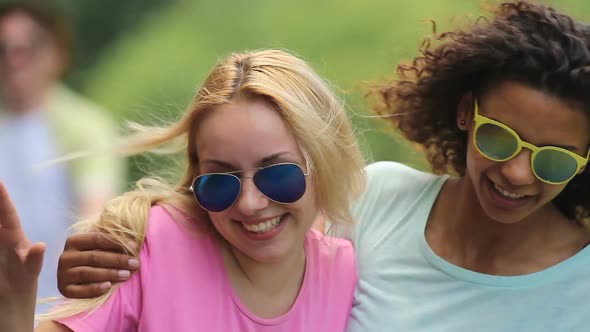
[53,2,590,331]
[0,49,365,331]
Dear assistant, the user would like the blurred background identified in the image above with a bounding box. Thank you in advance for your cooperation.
[8,0,590,183]
[1,0,589,309]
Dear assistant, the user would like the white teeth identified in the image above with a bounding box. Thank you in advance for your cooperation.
[242,216,282,233]
[493,183,525,199]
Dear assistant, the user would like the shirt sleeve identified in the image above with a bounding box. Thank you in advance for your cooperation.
[347,162,440,332]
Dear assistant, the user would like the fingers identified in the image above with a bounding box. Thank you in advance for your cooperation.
[60,266,131,284]
[0,182,22,235]
[58,250,140,270]
[60,281,113,299]
[57,234,140,299]
[24,242,46,277]
[64,233,132,253]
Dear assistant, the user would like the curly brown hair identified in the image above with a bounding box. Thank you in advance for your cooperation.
[375,0,590,223]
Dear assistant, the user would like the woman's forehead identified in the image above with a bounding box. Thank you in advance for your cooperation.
[194,98,303,167]
[481,82,589,151]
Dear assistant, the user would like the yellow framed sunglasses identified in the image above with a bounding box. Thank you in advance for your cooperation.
[473,101,589,184]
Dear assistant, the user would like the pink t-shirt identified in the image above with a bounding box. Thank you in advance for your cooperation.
[58,206,357,332]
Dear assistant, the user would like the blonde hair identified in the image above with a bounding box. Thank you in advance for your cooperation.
[38,49,366,321]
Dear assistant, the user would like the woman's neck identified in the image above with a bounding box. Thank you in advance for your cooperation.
[426,177,590,275]
[221,239,306,318]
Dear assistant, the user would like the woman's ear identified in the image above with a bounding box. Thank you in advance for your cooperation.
[456,93,475,131]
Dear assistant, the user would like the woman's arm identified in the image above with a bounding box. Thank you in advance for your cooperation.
[36,321,71,332]
[56,213,326,298]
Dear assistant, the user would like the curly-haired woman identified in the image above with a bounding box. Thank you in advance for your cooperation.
[351,1,590,330]
[34,1,590,331]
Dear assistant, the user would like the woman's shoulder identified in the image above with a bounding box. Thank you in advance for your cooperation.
[305,229,355,274]
[147,204,208,232]
[351,162,445,244]
[304,229,357,293]
[145,205,184,237]
[360,161,439,205]
[365,161,436,187]
[143,205,215,255]
[306,229,354,255]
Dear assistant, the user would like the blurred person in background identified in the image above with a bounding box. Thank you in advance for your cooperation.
[0,2,123,310]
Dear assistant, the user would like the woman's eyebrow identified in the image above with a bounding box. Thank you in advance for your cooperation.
[259,151,294,164]
[200,159,236,169]
[200,152,295,170]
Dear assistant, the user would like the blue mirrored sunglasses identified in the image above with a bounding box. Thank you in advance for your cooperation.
[189,162,310,212]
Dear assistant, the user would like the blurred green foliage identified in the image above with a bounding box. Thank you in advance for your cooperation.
[71,0,590,184]
[0,0,173,87]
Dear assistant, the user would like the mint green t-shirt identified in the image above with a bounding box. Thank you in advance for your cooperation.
[347,161,590,332]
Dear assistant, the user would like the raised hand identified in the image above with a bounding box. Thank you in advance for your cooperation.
[0,181,45,331]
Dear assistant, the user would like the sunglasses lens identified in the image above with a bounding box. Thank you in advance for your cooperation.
[253,164,306,204]
[533,149,578,184]
[192,174,240,212]
[475,123,519,160]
